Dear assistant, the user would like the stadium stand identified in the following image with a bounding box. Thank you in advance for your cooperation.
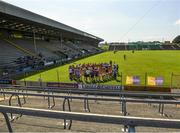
[109,45,126,51]
[64,41,83,57]
[127,45,137,50]
[0,1,103,79]
[78,42,102,54]
[148,45,161,50]
[173,35,180,44]
[0,39,25,67]
[161,45,174,50]
[172,44,180,50]
[109,42,180,51]
[0,33,103,78]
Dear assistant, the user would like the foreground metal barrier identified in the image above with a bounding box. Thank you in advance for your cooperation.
[0,105,180,132]
[1,91,180,116]
[1,85,180,98]
[8,94,22,121]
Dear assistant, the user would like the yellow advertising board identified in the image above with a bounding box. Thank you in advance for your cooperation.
[147,76,156,86]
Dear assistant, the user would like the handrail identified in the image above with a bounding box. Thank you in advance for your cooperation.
[1,91,180,104]
[1,105,180,132]
[1,86,180,98]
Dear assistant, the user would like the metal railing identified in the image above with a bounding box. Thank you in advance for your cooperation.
[1,105,180,132]
[1,90,180,116]
[1,85,180,98]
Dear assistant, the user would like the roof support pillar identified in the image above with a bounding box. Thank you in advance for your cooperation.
[33,30,37,54]
[60,33,63,48]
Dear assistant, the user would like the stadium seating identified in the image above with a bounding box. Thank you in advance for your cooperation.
[142,45,149,50]
[10,38,60,60]
[0,34,102,79]
[108,43,180,51]
[112,45,126,50]
[127,45,137,50]
[109,45,114,51]
[177,44,180,49]
[172,35,180,44]
[0,39,25,67]
[161,45,174,50]
[78,43,102,54]
[148,45,161,50]
[8,38,99,60]
[171,44,180,50]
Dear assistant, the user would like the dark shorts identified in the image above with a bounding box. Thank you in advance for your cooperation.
[84,73,89,77]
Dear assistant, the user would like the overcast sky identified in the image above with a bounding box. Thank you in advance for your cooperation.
[3,0,180,42]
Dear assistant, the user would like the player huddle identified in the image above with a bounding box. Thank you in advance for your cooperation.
[68,61,119,83]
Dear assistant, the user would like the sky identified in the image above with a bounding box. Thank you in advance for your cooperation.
[3,0,180,42]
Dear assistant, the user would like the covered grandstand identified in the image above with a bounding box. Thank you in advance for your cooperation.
[0,1,103,78]
[173,35,180,44]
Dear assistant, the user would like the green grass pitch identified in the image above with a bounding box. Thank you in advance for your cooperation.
[23,50,180,87]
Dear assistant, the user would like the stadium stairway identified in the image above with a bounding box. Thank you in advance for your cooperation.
[2,38,36,57]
